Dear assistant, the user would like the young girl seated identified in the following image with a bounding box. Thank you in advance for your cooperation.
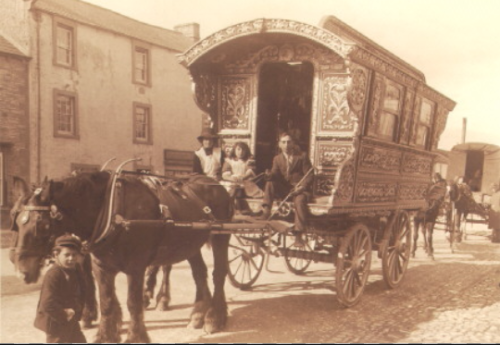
[222,141,263,214]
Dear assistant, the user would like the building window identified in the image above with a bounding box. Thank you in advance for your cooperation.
[415,99,434,148]
[53,19,77,69]
[378,82,403,141]
[133,43,150,85]
[133,103,152,144]
[53,90,78,138]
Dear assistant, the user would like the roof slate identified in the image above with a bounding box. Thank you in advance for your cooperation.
[32,0,193,52]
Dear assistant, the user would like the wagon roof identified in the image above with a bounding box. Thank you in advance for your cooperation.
[451,142,500,155]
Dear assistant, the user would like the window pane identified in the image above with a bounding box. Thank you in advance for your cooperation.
[56,25,73,66]
[416,125,428,146]
[383,84,401,112]
[420,100,433,125]
[379,112,397,141]
[134,48,148,83]
[56,95,75,135]
[135,106,149,141]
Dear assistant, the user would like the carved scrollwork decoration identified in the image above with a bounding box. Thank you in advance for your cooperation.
[318,144,353,168]
[193,73,216,114]
[333,160,355,203]
[410,96,422,144]
[367,74,384,136]
[347,66,368,114]
[399,90,414,144]
[320,75,354,132]
[356,182,398,203]
[220,77,251,130]
[431,106,449,150]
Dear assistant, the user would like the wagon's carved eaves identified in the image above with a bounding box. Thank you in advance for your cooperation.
[178,18,355,67]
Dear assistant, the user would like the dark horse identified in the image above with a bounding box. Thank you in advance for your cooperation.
[9,176,98,328]
[412,173,447,260]
[10,171,232,343]
[449,181,489,239]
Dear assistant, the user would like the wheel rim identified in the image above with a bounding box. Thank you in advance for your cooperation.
[227,235,265,289]
[336,223,372,307]
[383,211,411,288]
[283,233,313,275]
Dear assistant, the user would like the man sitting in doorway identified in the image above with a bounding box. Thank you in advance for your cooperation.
[193,127,224,180]
[258,132,314,231]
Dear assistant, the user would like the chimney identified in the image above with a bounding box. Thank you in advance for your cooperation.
[174,23,200,43]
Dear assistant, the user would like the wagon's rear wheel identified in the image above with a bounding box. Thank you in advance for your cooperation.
[335,223,372,307]
[283,232,313,275]
[227,234,265,290]
[382,211,411,289]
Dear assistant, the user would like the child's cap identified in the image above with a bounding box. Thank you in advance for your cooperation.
[54,234,82,251]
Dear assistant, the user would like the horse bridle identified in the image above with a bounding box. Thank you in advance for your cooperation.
[11,203,66,257]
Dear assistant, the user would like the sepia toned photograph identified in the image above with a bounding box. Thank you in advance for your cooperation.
[1,0,499,343]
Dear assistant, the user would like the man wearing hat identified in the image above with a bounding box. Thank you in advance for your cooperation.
[34,234,87,343]
[193,127,225,180]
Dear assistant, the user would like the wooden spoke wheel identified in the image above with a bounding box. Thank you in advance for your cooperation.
[382,211,411,289]
[335,223,372,307]
[227,234,265,290]
[283,232,313,275]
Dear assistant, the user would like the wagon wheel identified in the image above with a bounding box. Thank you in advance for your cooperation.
[227,234,265,290]
[382,211,411,289]
[335,223,372,307]
[283,232,313,275]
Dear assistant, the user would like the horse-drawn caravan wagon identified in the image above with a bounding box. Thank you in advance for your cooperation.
[10,17,456,343]
[176,16,456,306]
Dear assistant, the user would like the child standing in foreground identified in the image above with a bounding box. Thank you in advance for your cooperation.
[34,234,87,343]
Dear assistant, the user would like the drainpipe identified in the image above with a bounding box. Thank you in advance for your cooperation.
[35,11,41,183]
[461,117,467,144]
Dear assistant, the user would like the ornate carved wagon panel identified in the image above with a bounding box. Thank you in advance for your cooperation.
[355,181,398,203]
[358,145,402,174]
[218,75,253,131]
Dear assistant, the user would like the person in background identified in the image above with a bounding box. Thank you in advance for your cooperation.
[488,182,500,243]
[258,132,314,231]
[222,141,263,215]
[193,127,224,180]
[34,234,87,343]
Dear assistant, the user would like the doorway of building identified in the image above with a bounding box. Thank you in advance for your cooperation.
[465,150,484,192]
[255,62,314,173]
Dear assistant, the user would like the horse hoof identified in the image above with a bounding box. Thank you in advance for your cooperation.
[203,307,227,334]
[187,313,205,329]
[156,302,170,311]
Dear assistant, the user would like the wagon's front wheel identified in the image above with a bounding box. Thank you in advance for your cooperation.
[227,235,265,290]
[335,223,372,307]
[283,232,313,275]
[382,211,411,289]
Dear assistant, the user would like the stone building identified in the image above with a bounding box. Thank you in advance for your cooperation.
[0,0,201,227]
[0,35,30,228]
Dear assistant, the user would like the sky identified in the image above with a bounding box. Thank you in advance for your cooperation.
[82,0,500,151]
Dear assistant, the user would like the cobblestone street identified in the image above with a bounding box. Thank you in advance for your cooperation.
[1,227,499,343]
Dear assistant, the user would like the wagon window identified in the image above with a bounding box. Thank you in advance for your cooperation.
[415,99,434,148]
[378,82,402,141]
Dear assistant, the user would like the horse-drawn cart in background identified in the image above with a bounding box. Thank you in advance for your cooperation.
[172,16,456,306]
[446,142,500,239]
